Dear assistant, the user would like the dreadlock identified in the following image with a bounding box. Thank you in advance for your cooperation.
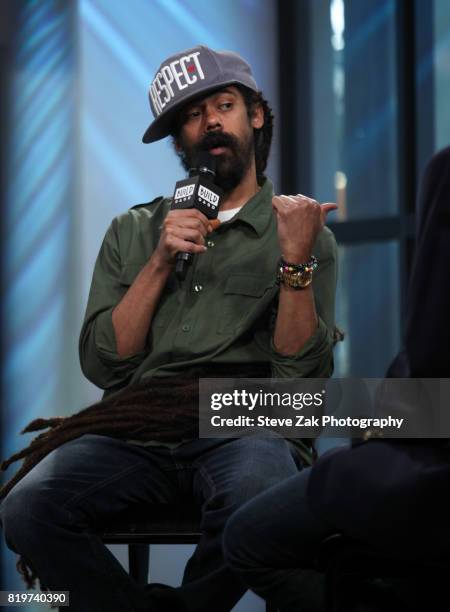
[0,363,270,590]
[237,85,274,185]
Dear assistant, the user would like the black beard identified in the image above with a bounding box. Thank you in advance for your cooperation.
[177,131,254,194]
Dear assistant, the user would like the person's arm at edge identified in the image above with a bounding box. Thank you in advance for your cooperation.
[111,207,211,357]
[268,227,338,379]
[272,197,337,357]
[111,252,171,357]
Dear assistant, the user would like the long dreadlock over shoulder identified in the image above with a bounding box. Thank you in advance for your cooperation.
[0,363,270,502]
[0,376,197,500]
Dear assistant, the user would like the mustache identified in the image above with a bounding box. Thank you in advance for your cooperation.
[196,131,239,152]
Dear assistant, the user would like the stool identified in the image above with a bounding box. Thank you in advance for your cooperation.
[101,504,278,611]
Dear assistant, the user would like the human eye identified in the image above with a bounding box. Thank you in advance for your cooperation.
[185,107,201,121]
[219,101,233,111]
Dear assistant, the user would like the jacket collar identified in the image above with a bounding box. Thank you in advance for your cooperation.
[219,178,274,237]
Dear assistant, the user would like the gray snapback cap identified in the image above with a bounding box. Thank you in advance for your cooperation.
[142,45,258,143]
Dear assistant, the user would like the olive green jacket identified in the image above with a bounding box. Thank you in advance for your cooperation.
[79,179,337,396]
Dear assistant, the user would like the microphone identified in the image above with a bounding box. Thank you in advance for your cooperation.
[171,151,223,280]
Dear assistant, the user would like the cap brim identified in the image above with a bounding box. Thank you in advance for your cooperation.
[142,79,253,143]
[142,105,180,143]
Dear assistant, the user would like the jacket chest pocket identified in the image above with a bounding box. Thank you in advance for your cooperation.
[218,273,276,335]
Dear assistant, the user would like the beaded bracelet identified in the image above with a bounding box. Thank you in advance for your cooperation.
[276,255,319,289]
[278,255,318,274]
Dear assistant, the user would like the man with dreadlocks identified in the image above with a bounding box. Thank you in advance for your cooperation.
[0,46,337,612]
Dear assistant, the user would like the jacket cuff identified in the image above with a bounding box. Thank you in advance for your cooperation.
[94,308,147,366]
[269,318,334,378]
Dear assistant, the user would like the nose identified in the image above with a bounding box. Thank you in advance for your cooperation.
[204,105,222,133]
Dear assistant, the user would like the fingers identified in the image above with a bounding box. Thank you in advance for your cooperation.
[272,195,338,215]
[173,239,208,254]
[169,211,221,232]
[170,227,207,245]
[272,194,318,207]
[320,203,338,221]
[209,219,221,231]
[321,203,338,213]
[272,195,300,212]
[166,209,212,234]
[164,232,208,255]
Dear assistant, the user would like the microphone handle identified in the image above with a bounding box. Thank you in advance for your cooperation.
[175,251,193,280]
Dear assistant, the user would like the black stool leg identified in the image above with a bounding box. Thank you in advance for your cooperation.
[266,604,278,612]
[129,543,150,585]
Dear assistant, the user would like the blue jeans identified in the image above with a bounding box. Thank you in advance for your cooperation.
[0,433,302,612]
[223,469,335,612]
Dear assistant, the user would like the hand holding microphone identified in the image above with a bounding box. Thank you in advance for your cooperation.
[153,152,223,279]
[171,151,223,279]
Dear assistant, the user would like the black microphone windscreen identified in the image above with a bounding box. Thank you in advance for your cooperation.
[189,151,216,177]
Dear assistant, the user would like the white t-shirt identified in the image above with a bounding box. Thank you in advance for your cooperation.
[217,207,242,223]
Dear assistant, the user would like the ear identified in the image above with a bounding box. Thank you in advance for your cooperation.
[251,103,264,130]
